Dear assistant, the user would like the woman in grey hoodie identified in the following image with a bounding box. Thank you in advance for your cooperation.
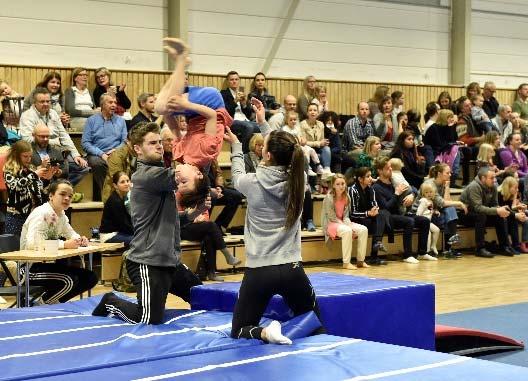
[226,98,322,345]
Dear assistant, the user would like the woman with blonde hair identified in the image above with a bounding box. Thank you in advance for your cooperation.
[312,85,329,114]
[297,75,317,120]
[322,173,369,269]
[93,67,131,116]
[356,136,382,177]
[3,141,48,235]
[498,176,528,253]
[64,67,96,131]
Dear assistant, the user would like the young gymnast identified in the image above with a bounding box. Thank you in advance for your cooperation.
[93,122,203,324]
[226,98,323,345]
[415,183,440,259]
[155,38,233,201]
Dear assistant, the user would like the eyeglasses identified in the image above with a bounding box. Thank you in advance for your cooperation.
[96,74,107,79]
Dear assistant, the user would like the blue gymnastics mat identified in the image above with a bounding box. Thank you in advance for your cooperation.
[191,272,436,350]
[3,296,528,381]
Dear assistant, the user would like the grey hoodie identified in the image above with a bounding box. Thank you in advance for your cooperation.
[127,161,181,267]
[231,141,302,268]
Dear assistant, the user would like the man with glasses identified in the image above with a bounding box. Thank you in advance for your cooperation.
[19,87,89,187]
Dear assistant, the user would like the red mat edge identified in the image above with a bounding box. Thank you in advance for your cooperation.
[435,324,524,347]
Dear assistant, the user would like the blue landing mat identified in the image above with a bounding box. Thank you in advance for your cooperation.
[31,335,528,381]
[191,272,435,350]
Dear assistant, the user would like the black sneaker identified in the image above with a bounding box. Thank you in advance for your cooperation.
[373,241,388,253]
[367,257,388,266]
[476,248,494,258]
[499,246,516,257]
[447,234,461,246]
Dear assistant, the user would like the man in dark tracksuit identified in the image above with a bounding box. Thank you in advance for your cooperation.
[93,122,201,324]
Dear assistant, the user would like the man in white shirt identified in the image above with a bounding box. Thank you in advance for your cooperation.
[19,87,89,185]
[268,95,298,131]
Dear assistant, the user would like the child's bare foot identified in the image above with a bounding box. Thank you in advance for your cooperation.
[163,37,189,57]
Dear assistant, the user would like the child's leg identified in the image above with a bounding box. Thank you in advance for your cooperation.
[155,38,189,115]
[430,223,440,254]
[307,146,320,164]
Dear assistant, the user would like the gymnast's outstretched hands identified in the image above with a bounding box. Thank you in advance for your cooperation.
[251,97,266,125]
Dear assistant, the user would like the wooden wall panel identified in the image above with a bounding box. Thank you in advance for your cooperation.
[0,64,516,117]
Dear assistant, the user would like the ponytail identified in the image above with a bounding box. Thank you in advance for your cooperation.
[428,163,449,179]
[266,130,305,230]
[285,144,305,229]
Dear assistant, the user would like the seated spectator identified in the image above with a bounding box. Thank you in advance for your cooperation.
[388,158,414,215]
[322,174,369,270]
[459,167,512,257]
[161,125,175,168]
[312,86,329,114]
[248,72,280,120]
[282,110,320,176]
[424,101,439,133]
[498,176,528,253]
[100,171,134,248]
[268,95,298,131]
[500,133,528,181]
[411,163,467,257]
[391,91,404,114]
[390,131,426,189]
[471,94,493,133]
[492,104,513,143]
[373,95,398,149]
[93,67,131,118]
[356,136,382,177]
[513,83,528,122]
[101,127,137,202]
[456,97,485,184]
[300,103,332,175]
[19,87,89,185]
[82,93,127,201]
[372,156,431,263]
[482,81,499,119]
[244,133,264,173]
[367,85,389,118]
[476,143,512,184]
[23,71,70,128]
[348,166,389,265]
[466,82,481,99]
[30,124,65,188]
[19,179,97,304]
[3,141,46,235]
[64,67,96,131]
[425,109,461,187]
[0,80,24,129]
[319,111,342,173]
[297,76,317,121]
[437,91,456,113]
[342,101,375,162]
[220,71,259,153]
[130,92,158,129]
[406,109,428,165]
[208,159,244,235]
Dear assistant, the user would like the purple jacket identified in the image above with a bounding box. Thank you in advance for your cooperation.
[499,147,528,177]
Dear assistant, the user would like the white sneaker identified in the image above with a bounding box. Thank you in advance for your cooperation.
[316,165,324,175]
[307,168,317,177]
[322,167,333,175]
[418,254,438,261]
[403,256,419,264]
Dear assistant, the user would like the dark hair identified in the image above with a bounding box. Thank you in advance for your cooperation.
[505,132,521,146]
[266,130,305,229]
[378,95,392,111]
[112,171,128,185]
[406,108,421,124]
[466,82,481,97]
[391,130,418,160]
[318,111,339,127]
[129,122,160,148]
[424,102,438,122]
[355,166,371,180]
[437,91,452,106]
[396,111,406,123]
[48,179,73,195]
[226,70,239,78]
[456,97,469,114]
[137,92,154,108]
[250,72,267,94]
[344,167,356,186]
[36,71,62,95]
[178,176,210,209]
[391,91,403,102]
[32,87,50,102]
[307,102,319,113]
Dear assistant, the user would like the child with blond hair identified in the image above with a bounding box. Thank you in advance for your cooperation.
[416,182,440,259]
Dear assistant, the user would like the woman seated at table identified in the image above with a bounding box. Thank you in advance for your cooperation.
[99,171,133,248]
[20,179,98,304]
